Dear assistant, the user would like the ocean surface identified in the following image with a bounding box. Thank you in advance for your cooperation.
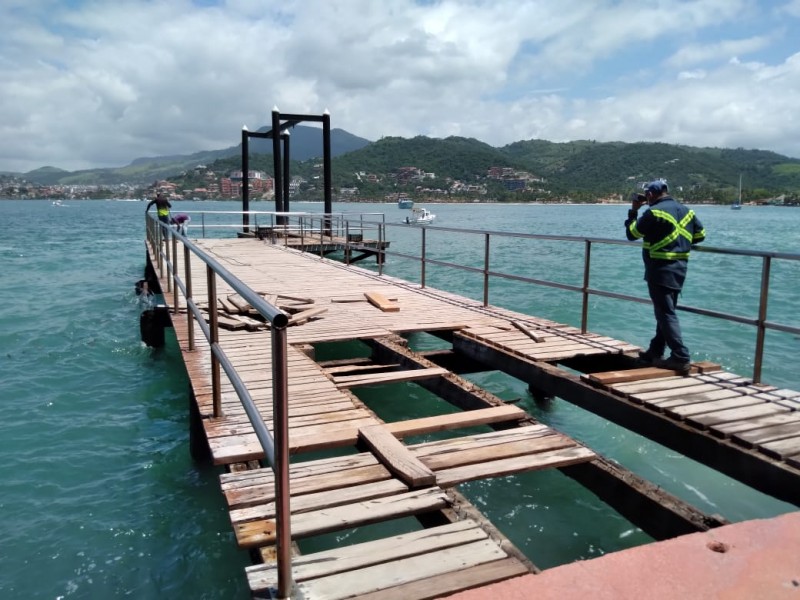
[1,199,798,599]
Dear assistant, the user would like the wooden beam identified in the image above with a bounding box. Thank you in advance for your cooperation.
[359,425,436,488]
[365,291,399,312]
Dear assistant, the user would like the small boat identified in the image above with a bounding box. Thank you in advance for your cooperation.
[397,198,414,209]
[405,207,435,224]
[732,174,743,210]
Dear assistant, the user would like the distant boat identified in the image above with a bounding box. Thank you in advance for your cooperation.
[397,198,414,209]
[732,174,743,210]
[405,207,435,224]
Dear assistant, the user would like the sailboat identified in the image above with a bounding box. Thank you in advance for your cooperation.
[732,174,743,210]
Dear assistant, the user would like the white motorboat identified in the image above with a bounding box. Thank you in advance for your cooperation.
[405,207,435,224]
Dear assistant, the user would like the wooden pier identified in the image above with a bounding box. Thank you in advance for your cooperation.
[146,235,800,599]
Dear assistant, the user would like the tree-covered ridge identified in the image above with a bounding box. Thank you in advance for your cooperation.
[13,128,800,202]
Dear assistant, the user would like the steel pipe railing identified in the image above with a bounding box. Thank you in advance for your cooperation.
[144,214,294,598]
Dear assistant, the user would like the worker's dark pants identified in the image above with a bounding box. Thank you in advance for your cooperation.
[646,282,690,363]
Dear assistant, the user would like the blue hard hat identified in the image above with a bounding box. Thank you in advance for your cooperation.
[645,179,668,194]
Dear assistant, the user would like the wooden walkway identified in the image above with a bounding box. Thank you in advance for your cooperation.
[147,237,800,598]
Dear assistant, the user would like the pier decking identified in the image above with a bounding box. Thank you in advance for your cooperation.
[146,234,799,598]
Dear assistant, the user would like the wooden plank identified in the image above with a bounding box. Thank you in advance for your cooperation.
[733,419,800,447]
[224,463,392,509]
[295,539,509,600]
[384,405,526,438]
[665,396,764,419]
[228,293,251,313]
[759,435,800,460]
[365,291,400,312]
[688,402,790,431]
[246,519,486,588]
[435,445,595,487]
[230,479,409,524]
[332,367,447,388]
[359,425,436,488]
[351,558,530,600]
[714,411,800,436]
[287,306,328,326]
[511,320,546,343]
[233,487,449,547]
[584,367,677,386]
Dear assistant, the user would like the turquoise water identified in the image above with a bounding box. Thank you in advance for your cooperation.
[0,199,797,598]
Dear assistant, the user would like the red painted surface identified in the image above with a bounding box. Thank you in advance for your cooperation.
[444,511,800,600]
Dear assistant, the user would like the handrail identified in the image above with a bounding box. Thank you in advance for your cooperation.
[145,214,293,599]
[351,219,800,385]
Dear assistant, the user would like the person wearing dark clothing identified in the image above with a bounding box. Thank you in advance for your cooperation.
[625,180,706,375]
[170,213,191,235]
[146,194,172,224]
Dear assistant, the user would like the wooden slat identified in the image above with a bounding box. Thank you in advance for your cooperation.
[246,519,486,588]
[233,487,449,547]
[435,445,595,487]
[351,558,530,600]
[384,405,526,438]
[332,367,447,388]
[365,291,399,312]
[733,419,800,447]
[584,367,678,386]
[230,479,409,525]
[296,539,509,600]
[359,425,436,488]
[759,436,800,460]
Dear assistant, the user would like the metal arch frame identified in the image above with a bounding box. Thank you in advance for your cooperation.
[241,108,333,232]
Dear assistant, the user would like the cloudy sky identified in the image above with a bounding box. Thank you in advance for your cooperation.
[2,0,800,173]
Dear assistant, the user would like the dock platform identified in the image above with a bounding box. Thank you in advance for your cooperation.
[146,235,800,598]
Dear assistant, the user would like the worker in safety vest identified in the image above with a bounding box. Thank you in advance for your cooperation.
[625,180,706,376]
[146,193,172,224]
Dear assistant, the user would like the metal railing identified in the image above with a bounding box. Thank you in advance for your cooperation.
[145,215,294,599]
[353,219,800,385]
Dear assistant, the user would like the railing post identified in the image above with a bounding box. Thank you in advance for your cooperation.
[271,325,294,598]
[207,265,222,417]
[320,217,324,258]
[753,256,771,384]
[345,221,350,266]
[421,227,427,288]
[201,213,206,238]
[157,223,164,276]
[483,233,490,307]
[581,240,592,334]
[164,227,173,293]
[378,222,384,275]
[184,244,195,351]
[172,233,179,311]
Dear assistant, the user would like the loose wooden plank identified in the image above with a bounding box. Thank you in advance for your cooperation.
[228,293,251,313]
[436,445,595,487]
[233,487,449,547]
[584,367,677,386]
[295,539,509,600]
[511,320,546,343]
[384,405,526,438]
[287,306,328,326]
[230,478,409,524]
[365,290,400,312]
[419,433,576,471]
[246,519,486,589]
[351,558,530,600]
[359,425,436,488]
[332,367,447,388]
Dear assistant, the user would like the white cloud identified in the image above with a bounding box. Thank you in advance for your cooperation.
[0,0,799,173]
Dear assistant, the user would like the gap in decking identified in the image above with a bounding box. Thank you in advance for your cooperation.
[312,339,372,362]
[457,468,656,569]
[405,331,452,352]
[296,516,425,555]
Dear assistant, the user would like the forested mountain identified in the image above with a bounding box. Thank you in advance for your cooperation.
[17,128,800,200]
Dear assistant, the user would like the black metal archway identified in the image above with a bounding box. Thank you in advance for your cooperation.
[240,107,332,231]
